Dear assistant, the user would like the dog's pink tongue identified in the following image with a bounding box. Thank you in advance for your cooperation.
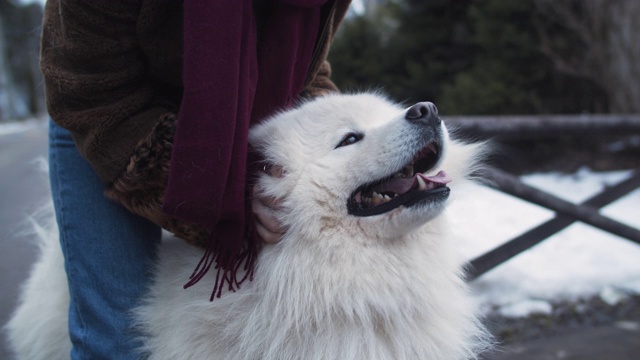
[421,171,452,185]
[376,171,451,194]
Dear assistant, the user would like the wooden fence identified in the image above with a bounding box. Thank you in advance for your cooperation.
[446,114,640,140]
[443,114,640,280]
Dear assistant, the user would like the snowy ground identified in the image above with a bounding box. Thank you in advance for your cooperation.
[451,169,640,318]
[0,119,43,136]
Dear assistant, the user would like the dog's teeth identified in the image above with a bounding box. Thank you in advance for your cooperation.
[428,143,438,154]
[367,191,394,205]
[417,176,427,191]
[426,182,435,190]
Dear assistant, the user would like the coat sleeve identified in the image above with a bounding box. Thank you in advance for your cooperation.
[41,0,211,246]
[41,0,178,184]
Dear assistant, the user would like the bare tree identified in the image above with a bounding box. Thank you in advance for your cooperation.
[0,14,21,121]
[0,0,44,121]
[534,0,640,113]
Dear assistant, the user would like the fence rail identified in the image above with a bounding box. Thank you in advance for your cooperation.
[446,114,640,140]
[468,168,640,280]
[460,114,640,280]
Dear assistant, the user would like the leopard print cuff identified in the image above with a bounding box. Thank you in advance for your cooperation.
[105,113,210,248]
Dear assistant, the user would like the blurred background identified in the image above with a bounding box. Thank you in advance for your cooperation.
[1,1,639,359]
[0,0,42,121]
[336,0,635,115]
[5,0,638,172]
[328,0,640,173]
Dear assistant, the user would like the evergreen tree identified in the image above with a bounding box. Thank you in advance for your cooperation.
[329,0,608,115]
[440,1,546,114]
[331,0,475,104]
[329,15,388,93]
[382,0,474,103]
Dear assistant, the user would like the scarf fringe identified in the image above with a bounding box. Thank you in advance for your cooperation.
[183,233,257,301]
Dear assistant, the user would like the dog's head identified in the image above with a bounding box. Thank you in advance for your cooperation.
[249,93,480,240]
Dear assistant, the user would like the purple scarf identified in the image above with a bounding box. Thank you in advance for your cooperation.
[163,0,327,299]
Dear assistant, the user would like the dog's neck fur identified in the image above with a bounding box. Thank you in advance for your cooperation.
[138,214,487,360]
[205,217,485,360]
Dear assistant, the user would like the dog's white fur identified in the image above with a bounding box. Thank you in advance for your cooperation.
[7,93,489,359]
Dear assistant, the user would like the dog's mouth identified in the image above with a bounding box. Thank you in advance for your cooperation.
[347,142,451,217]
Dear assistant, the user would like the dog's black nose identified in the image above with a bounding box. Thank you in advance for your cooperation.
[405,102,441,125]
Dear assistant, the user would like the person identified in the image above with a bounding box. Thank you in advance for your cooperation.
[41,0,351,358]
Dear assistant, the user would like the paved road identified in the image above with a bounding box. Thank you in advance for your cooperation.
[486,322,640,360]
[0,122,49,360]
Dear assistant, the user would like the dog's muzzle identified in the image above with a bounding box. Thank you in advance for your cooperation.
[347,102,451,217]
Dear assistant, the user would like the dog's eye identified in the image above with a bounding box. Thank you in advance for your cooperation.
[335,132,364,149]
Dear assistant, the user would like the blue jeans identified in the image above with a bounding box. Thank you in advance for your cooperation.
[49,120,160,359]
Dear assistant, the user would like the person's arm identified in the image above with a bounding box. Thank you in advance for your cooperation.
[41,0,180,184]
[41,1,212,245]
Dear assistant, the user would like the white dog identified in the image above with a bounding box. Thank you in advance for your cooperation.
[7,93,490,359]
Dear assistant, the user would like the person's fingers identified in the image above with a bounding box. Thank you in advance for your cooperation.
[262,164,286,178]
[252,197,286,243]
[255,220,281,244]
[259,194,284,211]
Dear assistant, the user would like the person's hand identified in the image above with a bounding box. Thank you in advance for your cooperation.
[252,194,286,243]
[253,164,287,243]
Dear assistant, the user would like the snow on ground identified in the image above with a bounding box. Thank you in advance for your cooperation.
[0,119,43,136]
[450,168,640,318]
